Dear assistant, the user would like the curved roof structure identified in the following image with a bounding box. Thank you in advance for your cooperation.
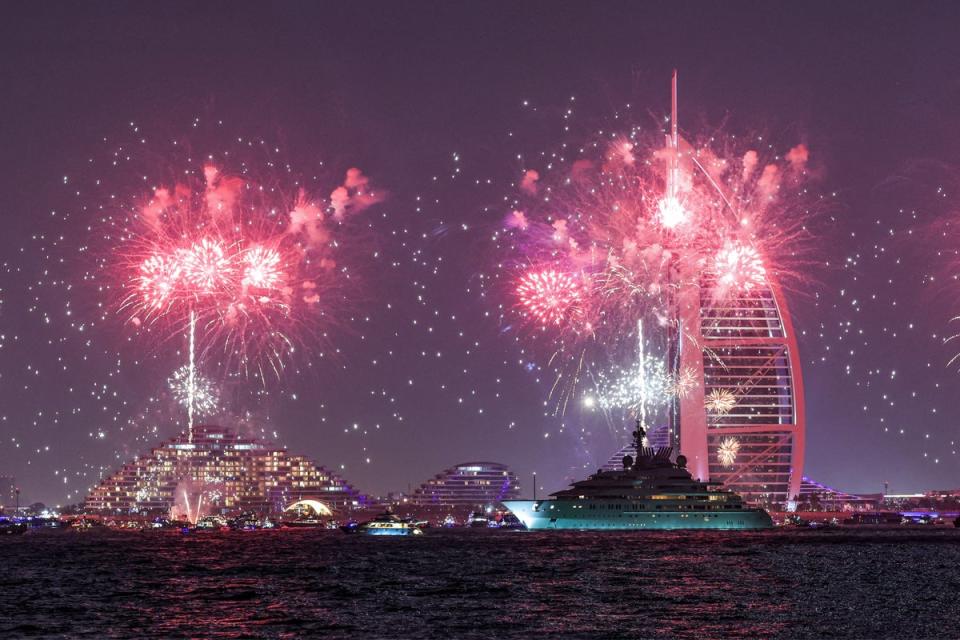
[285,499,333,516]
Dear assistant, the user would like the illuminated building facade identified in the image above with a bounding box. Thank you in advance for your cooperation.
[84,424,364,515]
[659,73,804,506]
[409,462,520,509]
[676,277,805,506]
[797,476,874,511]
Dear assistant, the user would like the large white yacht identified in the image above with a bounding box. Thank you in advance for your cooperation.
[503,422,773,530]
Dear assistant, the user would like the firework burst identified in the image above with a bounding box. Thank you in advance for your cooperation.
[705,388,737,415]
[712,242,766,297]
[594,356,693,416]
[669,366,698,399]
[717,436,741,467]
[494,110,820,412]
[656,196,690,230]
[241,246,283,291]
[594,358,674,413]
[178,238,234,293]
[516,269,584,327]
[107,160,383,382]
[168,365,219,417]
[138,254,182,311]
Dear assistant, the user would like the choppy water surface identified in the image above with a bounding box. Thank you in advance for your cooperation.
[2,528,959,639]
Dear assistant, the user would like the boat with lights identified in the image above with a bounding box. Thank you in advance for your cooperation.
[0,518,27,535]
[503,422,773,531]
[340,511,424,536]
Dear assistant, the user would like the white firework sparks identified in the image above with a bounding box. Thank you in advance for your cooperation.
[595,358,674,412]
[717,436,741,467]
[705,388,737,414]
[595,320,697,418]
[168,365,219,417]
[713,242,766,293]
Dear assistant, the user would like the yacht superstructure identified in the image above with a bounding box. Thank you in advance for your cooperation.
[503,423,773,530]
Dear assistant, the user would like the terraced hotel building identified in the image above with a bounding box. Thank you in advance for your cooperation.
[409,462,521,509]
[84,424,364,515]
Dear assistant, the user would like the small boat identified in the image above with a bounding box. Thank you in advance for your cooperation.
[282,517,327,529]
[69,518,100,531]
[467,512,490,528]
[228,512,274,531]
[405,517,431,529]
[193,515,229,531]
[0,519,27,535]
[340,511,423,536]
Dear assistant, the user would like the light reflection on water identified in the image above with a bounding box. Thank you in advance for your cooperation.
[1,528,958,639]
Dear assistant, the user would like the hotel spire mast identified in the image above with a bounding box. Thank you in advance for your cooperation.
[665,70,711,482]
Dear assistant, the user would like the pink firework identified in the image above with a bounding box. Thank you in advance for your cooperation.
[495,109,822,411]
[504,132,814,337]
[139,254,182,310]
[241,246,284,291]
[179,238,234,293]
[135,239,289,316]
[713,243,766,293]
[516,269,583,326]
[656,196,690,230]
[112,161,382,380]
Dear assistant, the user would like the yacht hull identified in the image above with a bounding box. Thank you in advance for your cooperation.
[503,500,773,530]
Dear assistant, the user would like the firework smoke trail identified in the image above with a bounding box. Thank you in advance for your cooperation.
[188,309,196,442]
[637,319,648,434]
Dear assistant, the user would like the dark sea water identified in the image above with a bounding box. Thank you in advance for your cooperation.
[2,528,959,639]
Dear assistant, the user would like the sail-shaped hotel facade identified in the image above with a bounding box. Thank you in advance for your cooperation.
[676,277,805,507]
[666,72,805,507]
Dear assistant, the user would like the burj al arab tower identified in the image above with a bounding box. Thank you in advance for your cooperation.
[668,72,805,506]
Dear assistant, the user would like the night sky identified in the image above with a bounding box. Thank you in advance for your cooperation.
[3,1,960,506]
